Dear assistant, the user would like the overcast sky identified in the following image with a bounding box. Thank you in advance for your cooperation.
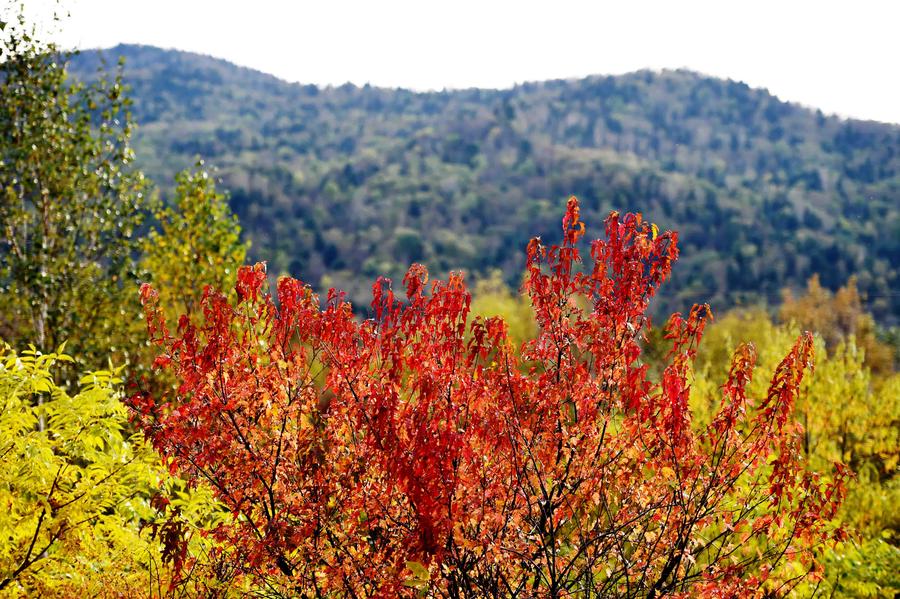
[20,0,900,124]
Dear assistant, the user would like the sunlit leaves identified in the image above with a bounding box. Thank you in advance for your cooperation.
[0,342,246,597]
[0,345,157,595]
[135,197,845,596]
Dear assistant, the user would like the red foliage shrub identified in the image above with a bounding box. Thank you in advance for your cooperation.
[132,198,846,597]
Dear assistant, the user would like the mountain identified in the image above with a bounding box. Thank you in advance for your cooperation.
[69,45,900,322]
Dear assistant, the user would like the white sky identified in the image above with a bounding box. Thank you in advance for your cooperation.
[19,0,900,124]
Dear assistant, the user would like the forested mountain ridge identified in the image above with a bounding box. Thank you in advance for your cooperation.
[70,44,900,322]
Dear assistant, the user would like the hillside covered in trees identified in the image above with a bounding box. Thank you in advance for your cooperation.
[69,45,900,322]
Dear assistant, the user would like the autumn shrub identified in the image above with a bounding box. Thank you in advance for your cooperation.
[132,198,847,597]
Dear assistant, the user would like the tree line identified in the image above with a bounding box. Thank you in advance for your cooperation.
[67,44,900,324]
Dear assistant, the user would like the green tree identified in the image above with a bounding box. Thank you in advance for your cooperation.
[140,162,248,322]
[0,9,149,370]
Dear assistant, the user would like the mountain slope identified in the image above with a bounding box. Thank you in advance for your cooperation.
[70,45,900,322]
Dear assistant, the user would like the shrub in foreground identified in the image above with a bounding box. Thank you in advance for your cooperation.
[133,198,846,597]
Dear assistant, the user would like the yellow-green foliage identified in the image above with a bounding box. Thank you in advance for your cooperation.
[808,352,898,540]
[689,309,900,597]
[469,270,536,348]
[0,344,244,597]
[818,537,900,598]
[141,163,249,321]
[689,308,794,429]
[0,344,160,596]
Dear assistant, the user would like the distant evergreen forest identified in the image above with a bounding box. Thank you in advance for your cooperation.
[70,45,900,322]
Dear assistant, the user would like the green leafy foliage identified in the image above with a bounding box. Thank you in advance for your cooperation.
[140,162,248,322]
[819,538,900,598]
[0,18,149,370]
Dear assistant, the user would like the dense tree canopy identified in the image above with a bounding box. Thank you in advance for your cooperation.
[68,45,900,324]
